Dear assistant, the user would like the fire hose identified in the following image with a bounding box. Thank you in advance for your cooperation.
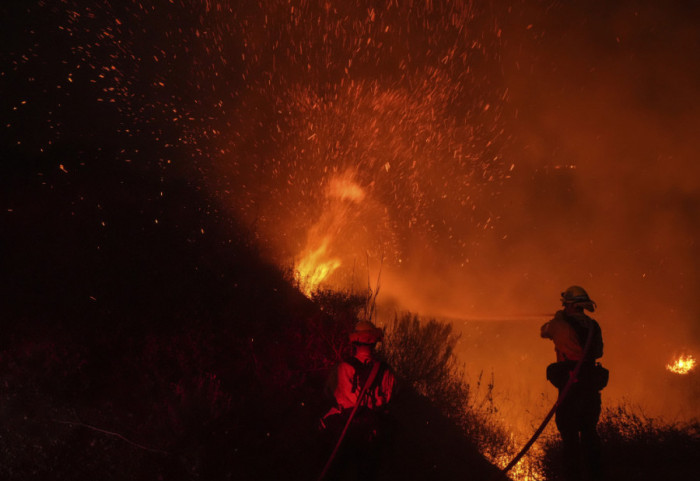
[316,360,381,481]
[500,325,594,476]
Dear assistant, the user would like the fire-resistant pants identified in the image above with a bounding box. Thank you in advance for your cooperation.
[320,408,395,481]
[555,386,602,481]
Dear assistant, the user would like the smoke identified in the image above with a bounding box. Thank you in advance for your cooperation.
[218,1,700,421]
[5,0,697,440]
[441,0,700,422]
[32,0,695,422]
[254,1,700,423]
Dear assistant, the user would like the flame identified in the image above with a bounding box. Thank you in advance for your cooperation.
[294,172,368,297]
[666,354,696,375]
[491,446,544,481]
[328,176,365,203]
[504,460,543,481]
[295,237,341,296]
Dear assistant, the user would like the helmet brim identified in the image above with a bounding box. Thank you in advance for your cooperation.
[349,328,383,344]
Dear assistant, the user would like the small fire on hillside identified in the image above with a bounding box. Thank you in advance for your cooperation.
[295,237,341,296]
[666,354,697,375]
[294,173,368,297]
[493,450,543,481]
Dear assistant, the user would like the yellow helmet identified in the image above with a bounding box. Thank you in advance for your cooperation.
[561,285,596,312]
[349,320,384,344]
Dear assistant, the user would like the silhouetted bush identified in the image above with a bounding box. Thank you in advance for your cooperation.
[382,313,515,462]
[309,288,368,363]
[540,403,700,481]
[383,313,467,411]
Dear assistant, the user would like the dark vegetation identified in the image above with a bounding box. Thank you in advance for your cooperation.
[383,314,514,461]
[1,152,509,480]
[539,404,700,481]
[2,139,697,481]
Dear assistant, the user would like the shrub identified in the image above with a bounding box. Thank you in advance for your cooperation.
[382,313,514,460]
[540,403,700,481]
[307,288,368,362]
[383,313,466,411]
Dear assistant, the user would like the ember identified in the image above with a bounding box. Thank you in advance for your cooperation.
[666,355,696,375]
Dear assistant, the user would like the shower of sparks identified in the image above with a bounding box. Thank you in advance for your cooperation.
[6,0,700,469]
[666,355,696,375]
[3,1,510,283]
[217,0,510,280]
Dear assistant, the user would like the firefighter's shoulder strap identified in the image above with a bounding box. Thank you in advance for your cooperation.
[317,360,381,481]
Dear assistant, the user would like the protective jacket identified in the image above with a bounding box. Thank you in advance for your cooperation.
[541,310,603,362]
[323,351,396,419]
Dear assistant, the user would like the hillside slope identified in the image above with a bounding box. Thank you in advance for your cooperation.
[1,151,508,480]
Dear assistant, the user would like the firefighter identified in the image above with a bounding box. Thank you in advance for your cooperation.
[541,286,608,481]
[319,320,396,481]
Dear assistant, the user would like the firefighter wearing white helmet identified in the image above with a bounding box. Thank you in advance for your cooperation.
[320,320,396,481]
[541,286,608,481]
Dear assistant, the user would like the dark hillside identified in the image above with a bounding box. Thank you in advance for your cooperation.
[1,150,508,480]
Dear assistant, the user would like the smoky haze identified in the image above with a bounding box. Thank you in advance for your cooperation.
[507,1,700,419]
[209,1,700,421]
[378,1,700,423]
[4,0,697,445]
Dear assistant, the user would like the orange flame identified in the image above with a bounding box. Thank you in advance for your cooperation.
[295,237,341,296]
[328,175,365,202]
[666,354,696,375]
[294,172,367,297]
[491,445,544,481]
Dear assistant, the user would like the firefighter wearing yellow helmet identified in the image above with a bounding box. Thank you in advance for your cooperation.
[319,320,396,481]
[541,285,608,481]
